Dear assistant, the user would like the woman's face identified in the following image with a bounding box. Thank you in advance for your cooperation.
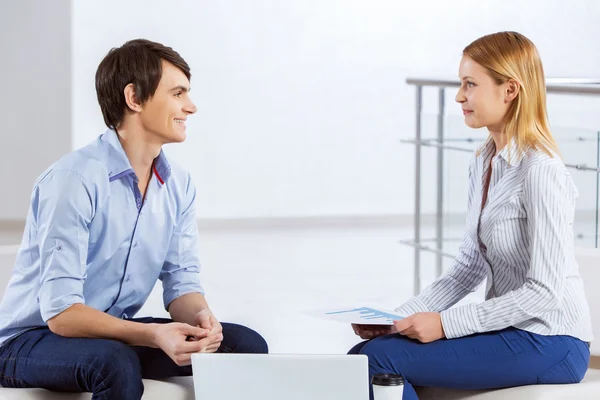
[455,55,512,133]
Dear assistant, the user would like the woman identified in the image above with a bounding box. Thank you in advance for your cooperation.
[349,31,593,400]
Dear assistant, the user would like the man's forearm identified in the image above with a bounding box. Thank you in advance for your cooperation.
[168,292,210,326]
[47,303,157,347]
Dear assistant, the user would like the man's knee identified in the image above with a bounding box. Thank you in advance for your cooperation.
[221,324,268,354]
[89,339,143,398]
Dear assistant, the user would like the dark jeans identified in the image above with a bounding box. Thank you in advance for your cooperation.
[0,317,268,399]
[348,327,589,400]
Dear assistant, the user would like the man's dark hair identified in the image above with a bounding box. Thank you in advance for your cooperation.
[95,39,191,130]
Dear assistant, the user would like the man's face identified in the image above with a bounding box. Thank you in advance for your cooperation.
[139,61,197,144]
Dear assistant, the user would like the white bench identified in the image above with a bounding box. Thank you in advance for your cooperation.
[0,377,193,400]
[0,246,599,399]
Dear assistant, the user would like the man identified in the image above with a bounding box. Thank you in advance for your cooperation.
[0,39,267,399]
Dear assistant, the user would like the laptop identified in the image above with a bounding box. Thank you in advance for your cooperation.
[191,353,369,400]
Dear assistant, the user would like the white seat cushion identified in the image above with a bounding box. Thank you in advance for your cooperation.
[416,368,600,399]
[0,377,194,400]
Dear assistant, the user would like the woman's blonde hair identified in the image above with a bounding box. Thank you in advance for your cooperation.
[464,31,559,157]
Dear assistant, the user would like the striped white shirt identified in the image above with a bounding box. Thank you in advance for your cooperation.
[396,138,594,341]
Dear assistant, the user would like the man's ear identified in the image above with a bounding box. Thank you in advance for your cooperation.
[124,83,143,112]
[505,79,520,103]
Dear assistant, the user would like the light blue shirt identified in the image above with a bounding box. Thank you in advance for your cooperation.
[0,129,204,346]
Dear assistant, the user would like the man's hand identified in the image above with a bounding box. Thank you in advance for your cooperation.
[351,323,397,340]
[152,322,222,366]
[193,309,223,353]
[393,312,445,343]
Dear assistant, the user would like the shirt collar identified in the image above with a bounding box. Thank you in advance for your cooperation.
[479,137,496,164]
[497,138,524,167]
[101,129,172,185]
[153,149,171,185]
[478,136,524,168]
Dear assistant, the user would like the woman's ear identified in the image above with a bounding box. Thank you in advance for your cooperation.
[505,79,520,103]
[124,83,143,112]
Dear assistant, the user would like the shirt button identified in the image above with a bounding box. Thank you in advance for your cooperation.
[122,313,128,319]
[125,275,131,282]
[133,242,138,248]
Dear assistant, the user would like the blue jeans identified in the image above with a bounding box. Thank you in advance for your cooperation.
[348,327,589,400]
[0,317,268,399]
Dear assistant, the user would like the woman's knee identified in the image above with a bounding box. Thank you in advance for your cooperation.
[358,335,406,374]
[348,340,368,354]
[359,335,394,356]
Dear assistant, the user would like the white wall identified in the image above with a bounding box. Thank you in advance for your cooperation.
[53,0,600,220]
[0,0,72,220]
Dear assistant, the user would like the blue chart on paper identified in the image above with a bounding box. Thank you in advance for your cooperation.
[325,307,403,323]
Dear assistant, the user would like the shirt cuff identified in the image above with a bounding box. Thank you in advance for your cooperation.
[38,279,85,322]
[394,297,430,317]
[163,284,205,311]
[440,303,481,339]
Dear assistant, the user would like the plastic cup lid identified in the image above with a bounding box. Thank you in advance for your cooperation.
[371,374,405,386]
